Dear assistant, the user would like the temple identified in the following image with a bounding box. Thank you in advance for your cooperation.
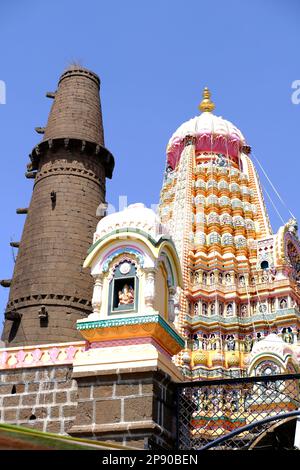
[159,87,300,379]
[1,70,300,450]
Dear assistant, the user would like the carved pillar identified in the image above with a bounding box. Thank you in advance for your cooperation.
[90,275,104,318]
[173,287,181,330]
[144,269,156,313]
[168,287,176,323]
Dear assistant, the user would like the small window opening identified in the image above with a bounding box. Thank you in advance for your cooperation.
[261,260,269,270]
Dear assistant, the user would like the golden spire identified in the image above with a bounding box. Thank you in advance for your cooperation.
[198,87,215,113]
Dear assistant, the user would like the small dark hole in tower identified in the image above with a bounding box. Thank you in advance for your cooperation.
[11,385,16,394]
[261,260,269,270]
[29,414,36,421]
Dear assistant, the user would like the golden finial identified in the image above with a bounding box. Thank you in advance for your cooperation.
[198,87,215,113]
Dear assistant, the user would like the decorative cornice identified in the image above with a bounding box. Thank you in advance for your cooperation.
[0,341,86,370]
[30,138,115,179]
[87,228,175,256]
[77,314,185,350]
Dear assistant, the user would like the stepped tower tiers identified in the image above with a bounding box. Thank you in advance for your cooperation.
[1,66,115,346]
[159,88,300,379]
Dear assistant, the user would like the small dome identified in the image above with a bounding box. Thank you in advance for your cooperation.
[168,112,245,148]
[95,203,168,240]
[166,89,247,170]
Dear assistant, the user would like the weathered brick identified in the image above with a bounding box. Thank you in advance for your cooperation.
[34,407,48,419]
[95,399,121,424]
[142,383,153,394]
[19,408,34,420]
[38,392,54,405]
[4,373,23,383]
[3,408,18,421]
[62,405,77,418]
[115,384,140,397]
[124,396,153,422]
[78,386,91,400]
[15,384,26,394]
[19,421,44,431]
[21,394,37,407]
[0,384,14,395]
[93,385,113,399]
[3,396,21,407]
[53,368,69,381]
[56,381,72,390]
[23,372,37,382]
[27,383,40,392]
[50,406,60,419]
[73,401,93,426]
[46,421,61,433]
[63,420,75,432]
[69,390,78,402]
[55,392,67,403]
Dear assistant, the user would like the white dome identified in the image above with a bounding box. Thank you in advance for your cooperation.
[168,112,245,149]
[95,203,168,240]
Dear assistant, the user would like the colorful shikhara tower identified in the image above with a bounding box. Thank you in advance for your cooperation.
[159,88,300,379]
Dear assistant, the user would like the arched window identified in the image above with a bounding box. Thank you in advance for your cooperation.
[218,180,229,190]
[109,261,138,314]
[232,198,242,209]
[279,298,287,309]
[207,195,218,206]
[195,232,206,246]
[219,196,230,206]
[207,180,218,190]
[230,183,240,193]
[233,216,245,227]
[207,212,219,224]
[208,232,221,245]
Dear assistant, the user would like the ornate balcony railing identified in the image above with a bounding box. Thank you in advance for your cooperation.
[191,278,293,293]
[176,373,300,450]
[185,307,300,325]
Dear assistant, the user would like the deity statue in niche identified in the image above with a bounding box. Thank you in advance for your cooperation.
[280,298,287,309]
[118,284,134,306]
[241,304,248,317]
[244,335,254,352]
[226,335,235,351]
[282,327,293,344]
[226,303,233,316]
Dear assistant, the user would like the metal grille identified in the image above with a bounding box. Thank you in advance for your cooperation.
[176,374,300,450]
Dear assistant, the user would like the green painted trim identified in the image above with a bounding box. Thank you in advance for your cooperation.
[0,423,134,450]
[77,314,185,348]
[87,228,174,255]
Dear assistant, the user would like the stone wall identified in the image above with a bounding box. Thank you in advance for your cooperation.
[0,365,177,449]
[0,365,77,434]
[70,369,177,449]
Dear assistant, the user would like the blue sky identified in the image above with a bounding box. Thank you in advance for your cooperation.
[0,0,299,329]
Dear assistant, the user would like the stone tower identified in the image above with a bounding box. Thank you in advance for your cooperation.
[1,66,114,346]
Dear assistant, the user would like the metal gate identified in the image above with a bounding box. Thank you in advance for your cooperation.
[176,373,300,450]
